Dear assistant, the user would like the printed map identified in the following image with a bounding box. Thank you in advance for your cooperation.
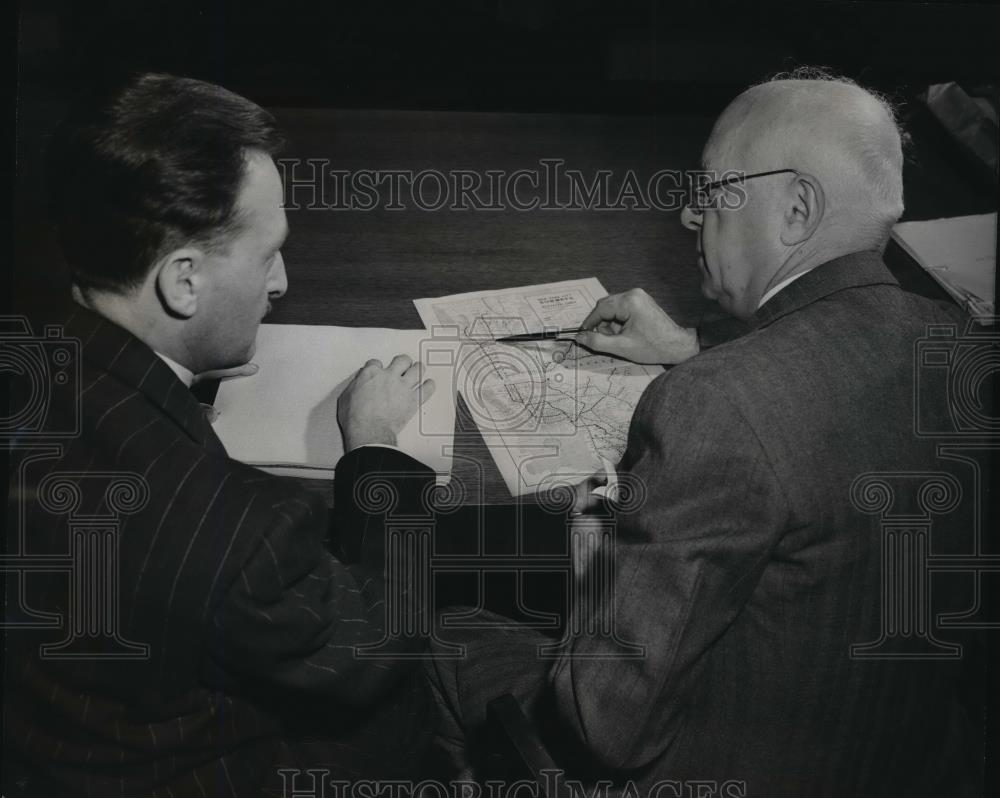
[414,278,662,495]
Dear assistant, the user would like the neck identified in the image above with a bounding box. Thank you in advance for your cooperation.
[758,231,871,305]
[73,285,196,370]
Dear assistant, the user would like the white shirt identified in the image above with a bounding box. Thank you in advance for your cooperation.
[757,268,817,310]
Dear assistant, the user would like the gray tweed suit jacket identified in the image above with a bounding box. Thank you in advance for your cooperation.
[549,250,982,795]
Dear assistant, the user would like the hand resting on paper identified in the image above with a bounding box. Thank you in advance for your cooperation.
[576,288,700,365]
[337,354,436,451]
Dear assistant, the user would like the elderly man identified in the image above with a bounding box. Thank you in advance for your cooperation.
[426,73,980,794]
[5,74,436,795]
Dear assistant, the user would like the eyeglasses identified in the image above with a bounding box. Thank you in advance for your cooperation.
[682,168,800,229]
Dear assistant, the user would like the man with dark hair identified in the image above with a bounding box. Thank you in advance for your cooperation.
[5,73,435,795]
[48,73,288,296]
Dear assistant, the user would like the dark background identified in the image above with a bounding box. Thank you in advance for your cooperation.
[15,0,1000,112]
[12,0,1000,313]
[8,0,1000,790]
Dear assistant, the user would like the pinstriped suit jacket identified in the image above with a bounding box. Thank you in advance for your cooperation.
[549,252,982,795]
[5,305,433,795]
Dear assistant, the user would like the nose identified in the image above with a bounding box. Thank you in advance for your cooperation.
[680,205,703,231]
[268,252,288,298]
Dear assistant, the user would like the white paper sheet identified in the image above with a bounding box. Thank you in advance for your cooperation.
[414,278,662,496]
[891,213,996,321]
[212,325,457,484]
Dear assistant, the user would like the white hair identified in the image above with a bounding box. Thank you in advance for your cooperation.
[711,67,906,245]
[766,67,905,237]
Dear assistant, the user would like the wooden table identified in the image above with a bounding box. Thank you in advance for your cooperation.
[266,107,718,504]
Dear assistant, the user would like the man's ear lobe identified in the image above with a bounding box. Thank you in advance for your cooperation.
[780,173,824,245]
[155,249,203,318]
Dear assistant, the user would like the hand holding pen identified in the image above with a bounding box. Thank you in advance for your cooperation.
[498,288,700,365]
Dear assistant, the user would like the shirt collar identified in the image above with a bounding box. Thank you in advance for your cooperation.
[756,268,816,310]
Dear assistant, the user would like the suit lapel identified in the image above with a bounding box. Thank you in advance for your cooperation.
[749,250,899,331]
[64,305,226,454]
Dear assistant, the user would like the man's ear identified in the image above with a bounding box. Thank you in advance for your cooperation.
[155,248,205,318]
[780,173,825,246]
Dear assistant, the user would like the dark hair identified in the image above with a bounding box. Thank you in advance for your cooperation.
[47,73,285,292]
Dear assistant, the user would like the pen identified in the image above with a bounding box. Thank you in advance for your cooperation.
[495,327,588,343]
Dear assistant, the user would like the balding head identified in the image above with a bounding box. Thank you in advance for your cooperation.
[685,70,906,320]
[706,72,904,245]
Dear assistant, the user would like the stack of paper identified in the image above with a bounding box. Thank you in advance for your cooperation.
[891,212,996,322]
[213,325,457,484]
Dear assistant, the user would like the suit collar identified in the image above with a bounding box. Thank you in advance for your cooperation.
[64,304,223,452]
[749,250,898,331]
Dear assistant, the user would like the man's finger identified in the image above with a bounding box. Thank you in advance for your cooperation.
[417,378,436,403]
[577,330,631,358]
[387,354,413,375]
[580,294,629,331]
[403,361,424,387]
[364,358,384,370]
